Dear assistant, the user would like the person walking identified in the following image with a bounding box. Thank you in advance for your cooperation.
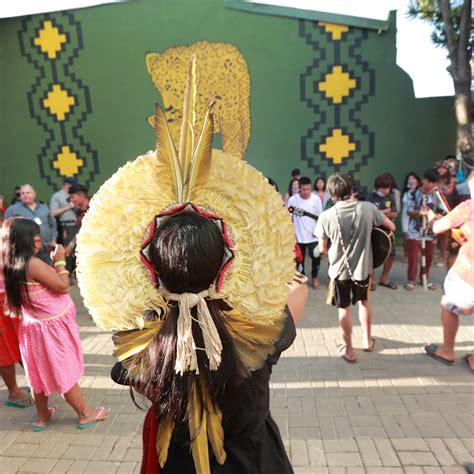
[288,177,323,289]
[424,172,474,371]
[315,173,395,363]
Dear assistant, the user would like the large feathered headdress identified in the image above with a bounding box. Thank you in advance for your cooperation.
[76,56,295,474]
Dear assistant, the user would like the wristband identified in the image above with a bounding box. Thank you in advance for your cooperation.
[53,260,66,268]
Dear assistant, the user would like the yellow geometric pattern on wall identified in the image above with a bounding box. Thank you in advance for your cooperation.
[319,66,356,104]
[33,20,67,59]
[319,22,349,41]
[53,145,84,177]
[43,84,76,121]
[146,41,251,159]
[319,129,356,165]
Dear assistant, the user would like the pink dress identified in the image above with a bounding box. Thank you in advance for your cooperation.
[19,281,84,396]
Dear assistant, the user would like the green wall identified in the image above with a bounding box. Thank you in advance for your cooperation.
[0,0,455,204]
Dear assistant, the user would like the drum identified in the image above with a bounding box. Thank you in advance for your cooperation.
[372,227,394,269]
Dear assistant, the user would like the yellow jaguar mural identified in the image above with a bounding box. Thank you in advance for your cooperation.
[146,41,251,159]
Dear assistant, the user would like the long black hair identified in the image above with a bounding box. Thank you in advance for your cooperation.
[403,171,421,193]
[313,176,326,192]
[287,178,299,196]
[1,218,40,316]
[129,211,247,426]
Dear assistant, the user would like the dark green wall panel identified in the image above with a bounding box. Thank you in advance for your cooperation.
[0,0,455,204]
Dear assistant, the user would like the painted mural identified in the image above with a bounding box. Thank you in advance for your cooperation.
[299,21,375,178]
[0,0,455,199]
[146,41,251,159]
[17,12,99,189]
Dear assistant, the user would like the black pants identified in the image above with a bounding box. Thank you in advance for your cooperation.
[60,222,77,273]
[297,242,320,278]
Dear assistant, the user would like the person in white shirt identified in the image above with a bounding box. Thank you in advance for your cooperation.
[287,177,323,289]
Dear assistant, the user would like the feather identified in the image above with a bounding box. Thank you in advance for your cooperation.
[184,101,215,202]
[189,382,210,474]
[203,384,226,465]
[223,309,284,371]
[155,102,183,202]
[113,320,164,362]
[178,55,197,184]
[156,415,174,468]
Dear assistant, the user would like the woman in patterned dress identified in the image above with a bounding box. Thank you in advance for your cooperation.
[0,217,109,431]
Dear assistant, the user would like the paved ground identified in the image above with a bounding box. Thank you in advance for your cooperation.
[0,257,473,473]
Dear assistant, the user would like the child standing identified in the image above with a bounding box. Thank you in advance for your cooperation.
[1,217,108,431]
[405,169,443,291]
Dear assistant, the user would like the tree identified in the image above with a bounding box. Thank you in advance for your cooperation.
[408,0,473,169]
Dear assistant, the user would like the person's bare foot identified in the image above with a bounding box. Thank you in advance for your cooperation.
[35,406,56,427]
[338,345,356,363]
[78,406,109,425]
[8,389,33,407]
[433,345,455,363]
[312,277,321,290]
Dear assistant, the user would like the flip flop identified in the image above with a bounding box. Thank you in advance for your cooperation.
[5,395,33,408]
[338,345,357,364]
[363,337,376,352]
[77,406,109,430]
[424,344,454,366]
[464,354,474,373]
[404,282,415,291]
[379,281,398,290]
[33,406,56,432]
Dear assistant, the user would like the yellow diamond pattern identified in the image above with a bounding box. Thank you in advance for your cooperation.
[53,146,83,176]
[319,66,356,104]
[319,22,349,41]
[33,20,67,60]
[319,129,356,165]
[43,84,76,121]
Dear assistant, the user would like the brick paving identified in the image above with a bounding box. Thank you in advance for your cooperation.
[0,258,473,473]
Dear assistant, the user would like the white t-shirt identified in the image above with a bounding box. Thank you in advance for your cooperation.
[287,194,322,244]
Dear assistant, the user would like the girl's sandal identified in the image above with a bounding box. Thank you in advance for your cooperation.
[427,282,437,290]
[77,406,110,430]
[33,406,57,432]
[404,282,415,291]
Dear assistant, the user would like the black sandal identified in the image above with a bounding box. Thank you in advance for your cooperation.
[379,281,398,290]
[425,344,454,366]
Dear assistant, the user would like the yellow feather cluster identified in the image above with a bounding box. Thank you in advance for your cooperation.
[76,149,295,331]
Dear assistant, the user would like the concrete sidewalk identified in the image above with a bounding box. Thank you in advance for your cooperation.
[0,258,473,473]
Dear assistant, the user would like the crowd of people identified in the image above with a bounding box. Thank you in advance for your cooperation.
[0,156,471,470]
[280,159,473,369]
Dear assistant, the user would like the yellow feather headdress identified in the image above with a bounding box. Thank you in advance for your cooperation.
[76,56,295,474]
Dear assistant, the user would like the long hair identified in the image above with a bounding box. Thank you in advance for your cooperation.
[287,178,299,196]
[1,218,40,316]
[313,176,326,192]
[403,172,421,194]
[129,211,247,426]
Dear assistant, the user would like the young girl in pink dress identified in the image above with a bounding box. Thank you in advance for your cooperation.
[1,217,108,431]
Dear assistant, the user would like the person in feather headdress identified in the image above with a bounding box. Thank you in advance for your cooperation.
[76,57,308,474]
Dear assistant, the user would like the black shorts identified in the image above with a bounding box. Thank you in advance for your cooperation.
[330,278,370,308]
